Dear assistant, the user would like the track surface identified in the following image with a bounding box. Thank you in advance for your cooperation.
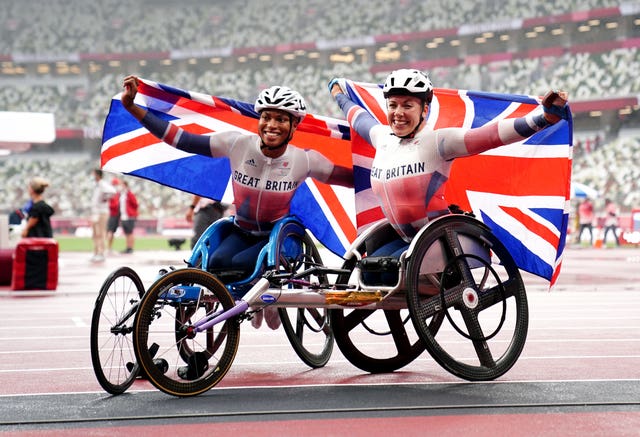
[1,247,639,436]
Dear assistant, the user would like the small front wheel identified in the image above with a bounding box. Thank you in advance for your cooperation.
[90,267,144,395]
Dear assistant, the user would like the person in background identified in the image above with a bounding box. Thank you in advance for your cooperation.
[603,198,620,246]
[9,199,33,226]
[577,197,594,246]
[106,177,121,255]
[119,179,139,254]
[571,201,581,244]
[185,195,230,248]
[90,168,116,263]
[21,177,55,238]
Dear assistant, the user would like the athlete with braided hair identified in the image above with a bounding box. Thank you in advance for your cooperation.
[121,76,352,331]
[329,69,568,282]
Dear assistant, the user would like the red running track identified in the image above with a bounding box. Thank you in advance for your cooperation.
[0,247,639,435]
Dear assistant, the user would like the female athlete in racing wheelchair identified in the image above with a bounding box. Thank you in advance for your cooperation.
[327,69,569,380]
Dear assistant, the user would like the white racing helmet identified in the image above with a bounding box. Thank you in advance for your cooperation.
[254,86,307,121]
[382,69,433,103]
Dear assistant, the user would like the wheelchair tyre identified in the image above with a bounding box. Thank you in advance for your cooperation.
[90,267,144,395]
[133,268,240,397]
[329,256,432,374]
[406,216,528,381]
[277,227,334,368]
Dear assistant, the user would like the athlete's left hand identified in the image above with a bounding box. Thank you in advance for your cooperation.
[542,90,569,124]
[328,78,348,98]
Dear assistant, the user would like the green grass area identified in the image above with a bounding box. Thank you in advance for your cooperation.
[55,235,188,252]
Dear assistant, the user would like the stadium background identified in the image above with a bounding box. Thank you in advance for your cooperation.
[1,0,639,237]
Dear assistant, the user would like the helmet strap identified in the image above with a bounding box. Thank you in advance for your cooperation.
[260,141,288,151]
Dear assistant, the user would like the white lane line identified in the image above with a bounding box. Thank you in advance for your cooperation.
[71,316,87,327]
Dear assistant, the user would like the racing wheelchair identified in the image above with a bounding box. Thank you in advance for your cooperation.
[329,212,528,380]
[90,216,334,395]
[120,211,528,397]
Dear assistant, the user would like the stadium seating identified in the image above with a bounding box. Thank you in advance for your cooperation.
[0,0,622,55]
[0,0,638,223]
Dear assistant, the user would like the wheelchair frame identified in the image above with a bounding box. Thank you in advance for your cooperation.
[92,213,529,397]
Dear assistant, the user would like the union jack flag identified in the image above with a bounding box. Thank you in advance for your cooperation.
[101,78,572,286]
[340,80,573,286]
[101,79,356,257]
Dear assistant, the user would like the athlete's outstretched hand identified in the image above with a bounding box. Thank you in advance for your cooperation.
[541,90,569,124]
[120,75,147,121]
[328,78,348,98]
[121,75,140,110]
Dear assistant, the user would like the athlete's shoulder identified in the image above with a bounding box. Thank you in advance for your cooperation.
[219,131,259,153]
[212,130,254,143]
[372,124,400,145]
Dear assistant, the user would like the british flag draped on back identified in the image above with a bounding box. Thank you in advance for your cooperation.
[101,78,572,285]
[101,79,357,257]
[340,80,573,286]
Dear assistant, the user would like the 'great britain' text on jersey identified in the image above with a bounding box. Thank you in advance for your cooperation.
[265,180,298,191]
[234,170,298,191]
[370,161,426,180]
[233,170,260,187]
